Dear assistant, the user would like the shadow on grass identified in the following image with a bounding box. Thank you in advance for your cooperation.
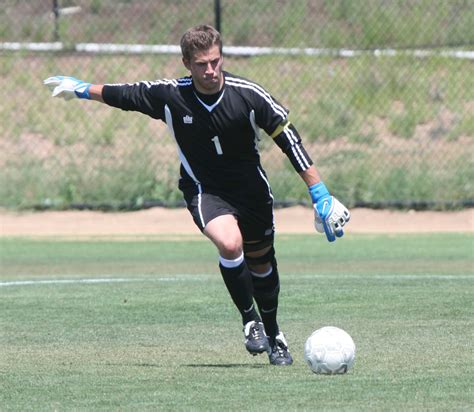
[127,363,267,368]
[184,363,267,368]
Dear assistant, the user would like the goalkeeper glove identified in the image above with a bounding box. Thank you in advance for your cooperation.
[43,76,91,100]
[309,182,350,242]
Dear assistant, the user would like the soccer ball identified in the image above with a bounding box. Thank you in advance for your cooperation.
[304,326,356,374]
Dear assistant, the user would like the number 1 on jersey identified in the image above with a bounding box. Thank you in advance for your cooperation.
[211,136,223,155]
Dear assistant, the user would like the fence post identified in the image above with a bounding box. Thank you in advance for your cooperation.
[52,0,60,41]
[214,0,221,33]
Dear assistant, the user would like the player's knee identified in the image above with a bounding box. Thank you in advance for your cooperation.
[218,236,243,259]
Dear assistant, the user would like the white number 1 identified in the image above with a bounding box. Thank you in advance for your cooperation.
[211,136,223,155]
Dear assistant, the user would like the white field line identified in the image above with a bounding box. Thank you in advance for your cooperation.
[0,274,471,287]
[0,277,206,287]
[1,42,473,60]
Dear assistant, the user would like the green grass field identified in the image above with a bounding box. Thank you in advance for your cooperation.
[1,234,473,410]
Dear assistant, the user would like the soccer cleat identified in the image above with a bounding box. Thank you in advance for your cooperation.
[243,321,270,355]
[268,332,293,365]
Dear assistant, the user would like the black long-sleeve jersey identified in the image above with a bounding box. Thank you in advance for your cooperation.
[102,71,313,197]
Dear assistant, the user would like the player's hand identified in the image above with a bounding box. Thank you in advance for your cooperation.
[309,182,350,242]
[43,76,91,100]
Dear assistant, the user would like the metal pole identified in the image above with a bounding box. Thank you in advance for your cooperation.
[214,0,221,33]
[52,0,60,41]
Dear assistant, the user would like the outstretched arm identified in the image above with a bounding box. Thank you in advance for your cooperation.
[43,76,104,102]
[43,76,163,119]
[88,84,104,102]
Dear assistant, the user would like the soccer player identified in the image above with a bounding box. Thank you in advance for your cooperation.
[44,25,350,366]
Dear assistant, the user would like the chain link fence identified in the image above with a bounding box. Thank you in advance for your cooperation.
[1,0,473,209]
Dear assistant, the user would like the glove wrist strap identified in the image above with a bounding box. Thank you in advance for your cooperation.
[309,182,329,203]
[74,83,92,100]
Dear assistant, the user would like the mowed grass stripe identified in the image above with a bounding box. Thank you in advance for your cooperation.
[0,272,472,287]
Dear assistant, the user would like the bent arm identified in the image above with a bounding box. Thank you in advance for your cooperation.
[270,120,321,187]
[270,120,350,241]
[299,164,321,187]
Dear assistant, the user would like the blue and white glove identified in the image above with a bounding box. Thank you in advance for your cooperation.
[309,182,350,242]
[43,76,91,100]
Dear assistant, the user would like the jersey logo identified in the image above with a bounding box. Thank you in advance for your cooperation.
[183,115,193,124]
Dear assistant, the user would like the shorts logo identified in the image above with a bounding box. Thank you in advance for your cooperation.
[183,115,193,124]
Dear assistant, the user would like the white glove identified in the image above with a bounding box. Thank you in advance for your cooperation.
[313,197,350,241]
[43,76,91,100]
[309,182,350,242]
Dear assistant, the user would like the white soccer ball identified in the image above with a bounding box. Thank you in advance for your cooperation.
[304,326,356,374]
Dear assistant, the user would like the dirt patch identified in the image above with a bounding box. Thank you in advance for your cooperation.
[1,207,472,237]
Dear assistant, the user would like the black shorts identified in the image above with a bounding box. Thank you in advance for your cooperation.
[180,185,275,242]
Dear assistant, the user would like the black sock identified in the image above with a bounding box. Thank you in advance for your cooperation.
[252,259,280,339]
[219,260,260,325]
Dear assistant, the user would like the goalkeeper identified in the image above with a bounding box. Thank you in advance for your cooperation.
[44,25,350,366]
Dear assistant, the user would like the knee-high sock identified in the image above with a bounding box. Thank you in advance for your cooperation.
[219,253,260,325]
[251,259,280,339]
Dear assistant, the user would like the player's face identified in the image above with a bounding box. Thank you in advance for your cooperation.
[183,44,224,94]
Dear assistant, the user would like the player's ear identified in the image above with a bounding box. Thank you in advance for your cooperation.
[182,57,191,70]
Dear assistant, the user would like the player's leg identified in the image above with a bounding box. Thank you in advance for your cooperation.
[244,241,292,365]
[204,215,269,355]
[244,241,279,338]
[245,243,293,365]
[203,214,259,325]
[181,189,268,355]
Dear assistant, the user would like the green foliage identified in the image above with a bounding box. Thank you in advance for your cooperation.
[1,3,473,209]
[388,105,420,139]
[90,0,103,15]
[448,114,474,140]
[1,51,473,209]
[2,0,474,47]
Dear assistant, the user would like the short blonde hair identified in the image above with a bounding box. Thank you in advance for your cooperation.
[180,25,222,61]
